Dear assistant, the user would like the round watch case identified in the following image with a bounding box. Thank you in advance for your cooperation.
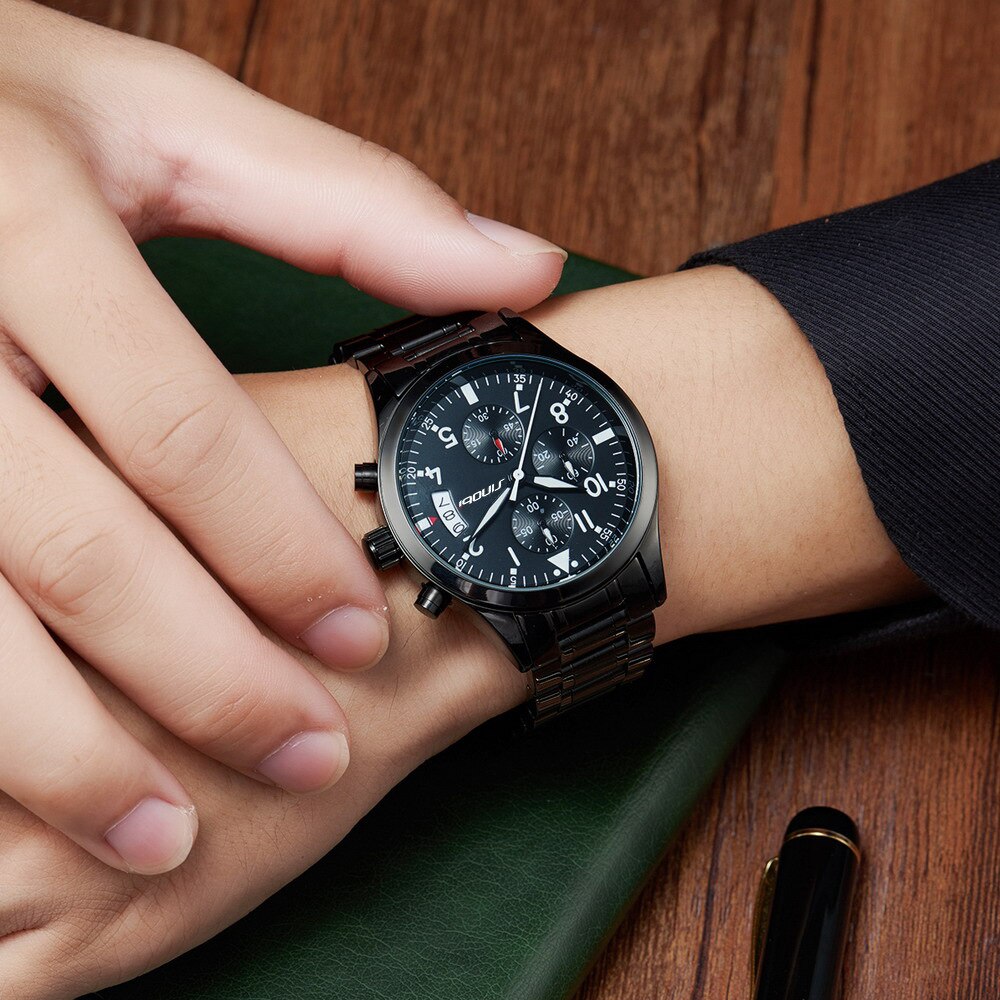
[374,331,660,614]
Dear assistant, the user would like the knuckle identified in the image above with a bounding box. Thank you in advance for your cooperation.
[0,333,47,395]
[24,509,144,623]
[42,886,135,983]
[355,136,439,198]
[0,896,50,947]
[168,656,273,758]
[118,372,245,504]
[41,862,191,994]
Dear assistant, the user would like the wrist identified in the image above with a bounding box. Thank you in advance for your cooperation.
[7,269,931,997]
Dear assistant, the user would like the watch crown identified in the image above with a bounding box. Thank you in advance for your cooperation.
[362,526,403,571]
[354,462,378,492]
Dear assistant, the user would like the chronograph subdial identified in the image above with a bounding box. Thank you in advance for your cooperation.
[510,495,574,553]
[531,426,595,484]
[462,404,524,464]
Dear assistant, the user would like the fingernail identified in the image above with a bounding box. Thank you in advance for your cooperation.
[105,798,198,875]
[300,605,389,671]
[467,212,568,260]
[256,730,350,794]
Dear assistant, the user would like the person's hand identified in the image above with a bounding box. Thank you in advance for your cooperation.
[0,0,565,878]
[0,269,925,999]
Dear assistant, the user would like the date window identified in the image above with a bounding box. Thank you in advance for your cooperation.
[431,490,468,538]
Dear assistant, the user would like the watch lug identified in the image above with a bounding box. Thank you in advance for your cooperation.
[636,513,667,606]
[476,608,535,673]
[366,369,408,417]
[494,311,549,353]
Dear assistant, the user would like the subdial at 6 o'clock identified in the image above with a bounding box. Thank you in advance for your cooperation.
[511,495,574,552]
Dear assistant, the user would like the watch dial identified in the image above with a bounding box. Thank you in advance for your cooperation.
[394,355,641,591]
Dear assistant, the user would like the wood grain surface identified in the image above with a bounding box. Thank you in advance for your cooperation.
[40,1,1000,996]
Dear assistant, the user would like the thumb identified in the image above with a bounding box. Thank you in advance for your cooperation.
[146,62,566,314]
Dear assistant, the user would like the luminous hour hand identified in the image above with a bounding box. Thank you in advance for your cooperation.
[470,486,511,540]
[532,475,579,491]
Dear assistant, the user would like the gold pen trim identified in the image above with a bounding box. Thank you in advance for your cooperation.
[784,828,862,863]
[750,855,779,991]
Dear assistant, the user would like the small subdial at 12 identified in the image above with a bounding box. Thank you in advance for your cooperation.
[511,495,574,552]
[462,404,524,463]
[531,426,595,483]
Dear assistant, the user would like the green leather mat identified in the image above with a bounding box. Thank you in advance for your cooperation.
[81,239,785,1000]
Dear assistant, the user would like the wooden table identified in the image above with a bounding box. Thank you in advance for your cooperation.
[44,2,1000,996]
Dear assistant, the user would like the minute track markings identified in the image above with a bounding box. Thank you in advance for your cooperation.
[395,356,639,591]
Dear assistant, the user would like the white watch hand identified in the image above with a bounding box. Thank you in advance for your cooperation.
[470,486,511,540]
[510,380,543,502]
[533,475,577,490]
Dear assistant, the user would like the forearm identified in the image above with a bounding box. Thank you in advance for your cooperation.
[682,160,1000,631]
[528,267,926,636]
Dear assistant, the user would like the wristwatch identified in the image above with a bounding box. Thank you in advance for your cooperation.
[332,309,666,725]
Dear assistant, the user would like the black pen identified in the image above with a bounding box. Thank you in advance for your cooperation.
[751,806,861,1000]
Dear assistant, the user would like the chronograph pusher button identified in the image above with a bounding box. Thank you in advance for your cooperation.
[354,462,379,492]
[362,525,403,571]
[414,582,452,619]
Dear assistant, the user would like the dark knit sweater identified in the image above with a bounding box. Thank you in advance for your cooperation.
[681,160,1000,651]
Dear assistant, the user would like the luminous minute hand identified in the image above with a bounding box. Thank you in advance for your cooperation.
[510,379,543,502]
[470,486,511,541]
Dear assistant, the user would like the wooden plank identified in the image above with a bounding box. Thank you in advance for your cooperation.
[770,0,1000,225]
[239,0,793,276]
[578,0,1000,993]
[40,0,256,74]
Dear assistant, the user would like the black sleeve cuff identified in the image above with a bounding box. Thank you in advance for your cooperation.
[680,159,1000,635]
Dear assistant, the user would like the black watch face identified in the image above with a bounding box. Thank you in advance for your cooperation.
[393,355,641,592]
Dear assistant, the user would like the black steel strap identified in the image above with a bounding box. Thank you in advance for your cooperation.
[331,311,513,409]
[524,556,658,725]
[330,312,480,369]
[333,311,658,725]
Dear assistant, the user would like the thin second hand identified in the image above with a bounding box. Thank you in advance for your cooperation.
[511,379,543,502]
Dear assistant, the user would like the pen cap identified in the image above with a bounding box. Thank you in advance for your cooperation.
[752,807,860,1000]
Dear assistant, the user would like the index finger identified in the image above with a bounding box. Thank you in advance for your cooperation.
[0,154,387,671]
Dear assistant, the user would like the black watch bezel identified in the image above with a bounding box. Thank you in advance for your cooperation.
[374,331,660,614]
